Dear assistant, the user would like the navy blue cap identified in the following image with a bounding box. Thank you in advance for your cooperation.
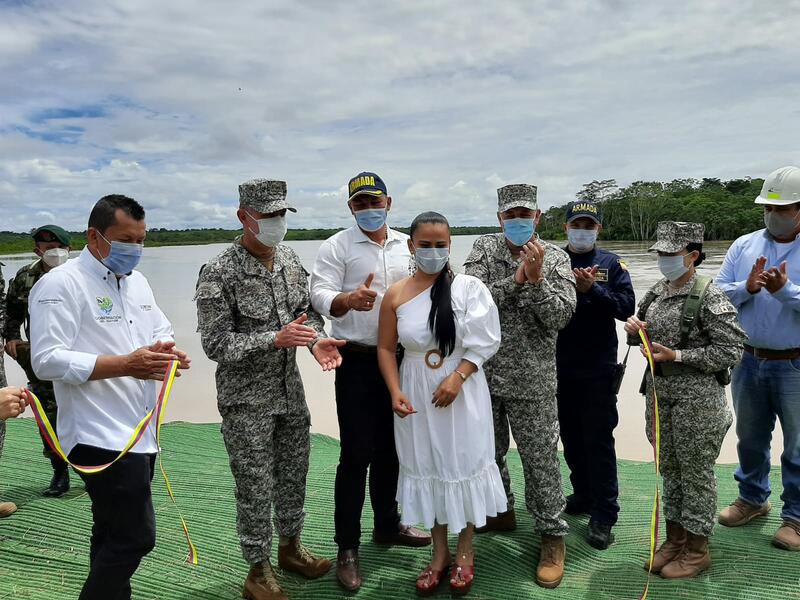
[566,201,601,224]
[348,172,387,201]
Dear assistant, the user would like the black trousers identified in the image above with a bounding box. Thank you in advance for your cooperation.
[556,375,620,525]
[334,347,401,550]
[69,444,157,600]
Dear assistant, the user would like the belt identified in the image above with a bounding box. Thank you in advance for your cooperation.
[342,341,377,354]
[744,344,800,360]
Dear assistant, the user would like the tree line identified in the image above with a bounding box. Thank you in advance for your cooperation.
[0,177,766,254]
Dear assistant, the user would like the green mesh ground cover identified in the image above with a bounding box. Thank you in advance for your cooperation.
[0,419,796,599]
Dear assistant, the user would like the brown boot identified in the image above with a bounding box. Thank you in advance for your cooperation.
[643,521,686,573]
[243,561,287,600]
[660,533,711,579]
[718,498,771,527]
[536,535,566,589]
[0,502,17,518]
[336,549,362,592]
[772,519,800,551]
[277,537,332,579]
[475,510,517,534]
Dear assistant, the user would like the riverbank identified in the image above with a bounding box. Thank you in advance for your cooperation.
[0,419,791,600]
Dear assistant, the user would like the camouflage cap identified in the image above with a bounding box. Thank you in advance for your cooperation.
[648,221,704,253]
[497,184,538,213]
[238,179,296,214]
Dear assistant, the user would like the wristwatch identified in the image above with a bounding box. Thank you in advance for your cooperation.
[674,350,682,363]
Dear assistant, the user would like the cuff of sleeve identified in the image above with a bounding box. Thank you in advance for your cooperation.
[679,348,703,369]
[66,352,99,385]
[462,350,486,370]
[772,281,800,303]
[262,331,278,350]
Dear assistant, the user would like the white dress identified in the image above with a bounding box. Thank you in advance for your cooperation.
[395,274,507,533]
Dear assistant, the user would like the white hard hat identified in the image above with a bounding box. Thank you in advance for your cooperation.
[755,166,800,205]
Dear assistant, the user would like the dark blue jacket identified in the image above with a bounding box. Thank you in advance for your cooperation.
[556,245,635,379]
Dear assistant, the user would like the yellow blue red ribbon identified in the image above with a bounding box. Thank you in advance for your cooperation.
[24,361,198,565]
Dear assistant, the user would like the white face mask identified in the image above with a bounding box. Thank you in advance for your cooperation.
[42,248,70,268]
[658,254,690,282]
[764,209,800,239]
[246,213,287,247]
[567,228,598,253]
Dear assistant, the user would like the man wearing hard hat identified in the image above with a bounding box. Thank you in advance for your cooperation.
[715,166,800,551]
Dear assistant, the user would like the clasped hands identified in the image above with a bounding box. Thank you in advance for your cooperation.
[624,316,677,363]
[747,256,789,295]
[275,313,345,372]
[514,241,546,285]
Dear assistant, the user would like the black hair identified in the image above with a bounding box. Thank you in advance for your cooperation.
[88,195,145,233]
[409,211,456,357]
[686,242,706,267]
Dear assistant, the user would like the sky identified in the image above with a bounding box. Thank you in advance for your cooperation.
[1,0,799,232]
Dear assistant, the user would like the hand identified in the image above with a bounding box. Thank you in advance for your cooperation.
[125,347,181,380]
[764,261,789,294]
[0,387,26,420]
[519,241,545,283]
[432,372,463,408]
[641,342,676,363]
[746,256,768,294]
[624,316,647,336]
[348,273,378,311]
[149,341,192,376]
[275,314,319,348]
[573,265,598,294]
[4,339,25,361]
[312,338,346,371]
[392,391,416,418]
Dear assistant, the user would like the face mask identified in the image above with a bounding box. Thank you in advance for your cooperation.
[414,247,450,275]
[246,213,287,247]
[567,228,598,253]
[764,210,800,239]
[502,217,536,247]
[98,231,143,275]
[658,254,689,282]
[354,208,387,232]
[42,248,69,268]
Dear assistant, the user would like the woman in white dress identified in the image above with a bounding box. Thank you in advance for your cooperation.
[378,212,506,596]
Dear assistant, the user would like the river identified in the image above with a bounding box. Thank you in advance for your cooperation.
[0,237,782,464]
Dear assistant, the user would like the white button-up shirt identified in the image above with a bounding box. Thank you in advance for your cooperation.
[29,247,174,455]
[310,225,411,345]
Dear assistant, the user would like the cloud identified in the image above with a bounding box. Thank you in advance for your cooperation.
[1,0,799,231]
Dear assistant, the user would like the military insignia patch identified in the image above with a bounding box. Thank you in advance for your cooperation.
[618,259,629,271]
[595,269,609,282]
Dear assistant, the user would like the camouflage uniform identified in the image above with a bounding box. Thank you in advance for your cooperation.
[464,184,577,536]
[632,222,745,536]
[195,179,323,564]
[4,260,59,460]
[1,263,6,457]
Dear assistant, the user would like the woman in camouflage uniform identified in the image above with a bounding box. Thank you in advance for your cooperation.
[625,221,745,579]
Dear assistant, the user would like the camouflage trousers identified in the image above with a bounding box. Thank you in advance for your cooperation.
[220,405,310,564]
[492,394,568,536]
[0,361,6,460]
[645,377,732,537]
[16,345,61,462]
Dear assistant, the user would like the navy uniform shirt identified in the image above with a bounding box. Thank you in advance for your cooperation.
[556,245,635,379]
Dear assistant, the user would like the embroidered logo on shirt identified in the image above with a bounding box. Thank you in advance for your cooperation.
[96,296,114,315]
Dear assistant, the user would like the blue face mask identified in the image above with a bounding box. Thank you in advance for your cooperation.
[658,254,689,282]
[567,228,598,253]
[414,247,450,275]
[354,208,387,232]
[502,217,536,247]
[98,231,143,275]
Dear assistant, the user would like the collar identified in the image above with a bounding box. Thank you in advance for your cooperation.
[78,246,120,280]
[661,272,697,298]
[353,225,405,246]
[29,258,46,274]
[234,236,285,276]
[761,228,800,244]
[564,244,597,258]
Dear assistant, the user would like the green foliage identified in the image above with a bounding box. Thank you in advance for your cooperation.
[538,177,765,241]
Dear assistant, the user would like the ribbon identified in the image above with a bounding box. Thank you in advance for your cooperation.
[24,361,198,565]
[638,328,661,600]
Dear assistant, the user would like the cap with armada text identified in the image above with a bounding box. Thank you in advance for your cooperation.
[648,221,704,253]
[32,224,71,247]
[348,172,388,201]
[566,201,601,224]
[497,184,538,213]
[238,179,296,214]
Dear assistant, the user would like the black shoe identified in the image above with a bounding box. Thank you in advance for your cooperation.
[587,519,614,550]
[564,494,590,516]
[43,463,70,498]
